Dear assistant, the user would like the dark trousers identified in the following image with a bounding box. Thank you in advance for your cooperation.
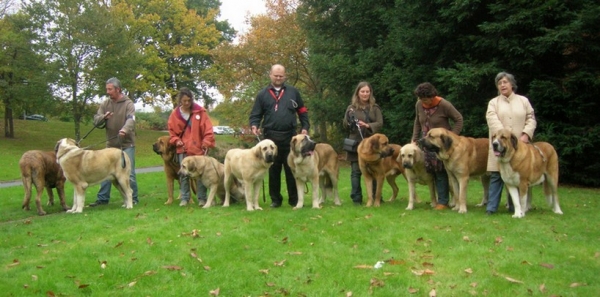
[350,161,375,203]
[434,169,450,205]
[269,144,298,205]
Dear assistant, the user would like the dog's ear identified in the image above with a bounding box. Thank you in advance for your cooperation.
[442,134,453,151]
[255,144,263,160]
[371,137,380,151]
[511,133,519,150]
[187,159,196,172]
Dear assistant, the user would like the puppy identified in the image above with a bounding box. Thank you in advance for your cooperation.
[223,139,277,211]
[398,143,437,210]
[179,155,245,208]
[19,150,68,215]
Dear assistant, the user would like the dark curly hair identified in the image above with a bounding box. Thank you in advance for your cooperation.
[413,82,438,98]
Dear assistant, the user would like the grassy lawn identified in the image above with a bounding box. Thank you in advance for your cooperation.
[1,119,599,296]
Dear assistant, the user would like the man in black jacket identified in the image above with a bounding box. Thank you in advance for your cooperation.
[249,64,310,208]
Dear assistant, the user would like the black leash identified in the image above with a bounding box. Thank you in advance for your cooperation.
[77,119,107,146]
[80,135,120,150]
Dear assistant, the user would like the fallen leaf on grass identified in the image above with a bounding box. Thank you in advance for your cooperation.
[285,251,302,255]
[521,260,532,265]
[505,276,523,284]
[539,283,546,293]
[143,270,156,276]
[429,289,436,297]
[114,241,123,248]
[146,238,153,245]
[385,259,405,265]
[203,266,211,271]
[46,290,55,296]
[346,292,353,297]
[128,281,136,287]
[569,282,587,287]
[464,268,473,274]
[274,259,287,266]
[281,237,288,244]
[594,252,599,258]
[539,263,554,269]
[411,269,435,276]
[31,275,38,281]
[494,237,503,245]
[383,272,395,276]
[8,259,20,268]
[78,284,89,289]
[266,282,275,287]
[209,287,220,296]
[354,264,372,269]
[422,262,434,267]
[470,282,478,287]
[259,269,269,274]
[162,265,183,271]
[370,278,384,287]
[408,287,419,294]
[463,236,470,242]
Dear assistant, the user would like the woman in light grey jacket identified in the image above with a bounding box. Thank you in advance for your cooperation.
[485,72,537,215]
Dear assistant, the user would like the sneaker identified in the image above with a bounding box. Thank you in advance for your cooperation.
[179,200,189,207]
[353,201,362,206]
[434,204,449,210]
[197,199,206,207]
[89,200,108,207]
[270,202,282,208]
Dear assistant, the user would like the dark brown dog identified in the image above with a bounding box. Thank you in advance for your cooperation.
[357,133,406,207]
[20,150,68,215]
[152,136,196,205]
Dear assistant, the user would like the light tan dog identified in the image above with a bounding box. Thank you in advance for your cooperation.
[19,150,68,215]
[223,139,277,211]
[357,133,406,207]
[152,136,196,205]
[419,128,490,213]
[55,138,132,213]
[492,128,563,218]
[179,155,245,208]
[398,143,437,210]
[287,134,341,209]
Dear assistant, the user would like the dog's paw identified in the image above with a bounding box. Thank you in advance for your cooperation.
[406,205,414,210]
[458,208,467,214]
[512,212,525,218]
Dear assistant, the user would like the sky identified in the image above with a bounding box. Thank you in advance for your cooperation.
[218,0,267,35]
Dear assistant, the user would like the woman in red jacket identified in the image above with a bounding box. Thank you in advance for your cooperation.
[168,87,216,206]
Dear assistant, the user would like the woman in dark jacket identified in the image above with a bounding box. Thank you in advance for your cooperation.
[343,81,383,205]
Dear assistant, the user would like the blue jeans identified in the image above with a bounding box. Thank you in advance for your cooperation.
[486,171,513,213]
[178,154,207,202]
[434,169,450,205]
[97,146,138,203]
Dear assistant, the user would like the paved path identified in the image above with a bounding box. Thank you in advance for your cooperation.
[0,166,163,188]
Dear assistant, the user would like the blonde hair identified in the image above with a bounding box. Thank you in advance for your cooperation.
[350,81,376,110]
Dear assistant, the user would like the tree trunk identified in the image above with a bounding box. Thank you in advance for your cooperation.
[3,101,14,138]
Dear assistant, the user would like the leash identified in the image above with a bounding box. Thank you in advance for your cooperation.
[255,133,266,203]
[80,135,120,150]
[77,119,107,146]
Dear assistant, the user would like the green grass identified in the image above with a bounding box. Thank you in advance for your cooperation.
[1,119,599,296]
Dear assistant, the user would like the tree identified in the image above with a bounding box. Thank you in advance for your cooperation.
[210,0,331,140]
[298,0,600,186]
[0,10,53,138]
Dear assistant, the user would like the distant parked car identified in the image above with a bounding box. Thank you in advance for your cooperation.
[24,114,48,121]
[213,126,234,135]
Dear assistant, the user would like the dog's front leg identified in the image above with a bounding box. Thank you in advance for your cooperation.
[293,179,305,210]
[374,176,384,207]
[311,176,320,209]
[203,185,218,209]
[457,177,469,214]
[508,186,524,218]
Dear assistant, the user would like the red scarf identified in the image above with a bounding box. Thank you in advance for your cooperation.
[421,96,442,109]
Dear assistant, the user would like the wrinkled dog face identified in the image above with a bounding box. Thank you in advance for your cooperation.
[492,129,517,158]
[152,136,169,155]
[400,144,419,169]
[291,135,316,157]
[371,134,394,158]
[257,139,277,163]
[419,128,450,153]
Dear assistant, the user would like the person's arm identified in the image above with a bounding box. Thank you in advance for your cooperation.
[486,98,504,134]
[366,105,383,134]
[411,102,421,142]
[295,90,309,134]
[120,100,136,136]
[446,101,463,135]
[167,110,184,147]
[521,96,537,142]
[200,111,216,149]
[93,100,108,128]
[249,92,264,135]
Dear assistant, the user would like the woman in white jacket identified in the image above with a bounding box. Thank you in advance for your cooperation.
[485,72,537,215]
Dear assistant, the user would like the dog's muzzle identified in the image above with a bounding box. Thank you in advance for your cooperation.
[265,153,275,163]
[492,140,504,157]
[152,143,161,155]
[380,147,395,158]
[418,138,438,152]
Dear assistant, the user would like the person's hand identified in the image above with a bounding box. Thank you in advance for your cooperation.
[118,129,126,137]
[251,126,258,135]
[301,129,307,135]
[520,133,530,143]
[104,111,113,120]
[176,140,184,147]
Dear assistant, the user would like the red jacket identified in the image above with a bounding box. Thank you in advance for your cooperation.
[168,103,215,156]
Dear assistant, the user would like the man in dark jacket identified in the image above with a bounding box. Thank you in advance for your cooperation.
[249,64,310,208]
